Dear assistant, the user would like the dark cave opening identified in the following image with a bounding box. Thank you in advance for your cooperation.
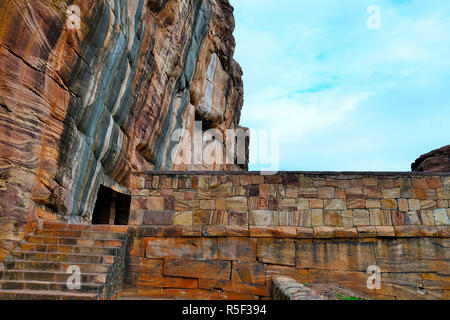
[92,185,131,225]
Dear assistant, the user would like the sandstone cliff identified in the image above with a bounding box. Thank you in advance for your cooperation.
[412,145,450,172]
[0,0,247,261]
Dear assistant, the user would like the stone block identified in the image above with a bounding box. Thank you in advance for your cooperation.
[163,288,223,300]
[408,199,421,211]
[313,226,335,238]
[311,209,323,226]
[426,177,442,189]
[404,211,421,225]
[342,210,353,227]
[226,197,248,211]
[297,198,309,210]
[199,279,267,296]
[353,209,370,226]
[131,197,165,211]
[196,189,211,200]
[434,209,450,226]
[164,259,231,280]
[256,196,269,210]
[202,225,226,237]
[296,227,314,238]
[228,211,248,227]
[398,199,409,212]
[281,198,297,209]
[215,198,226,211]
[412,188,427,200]
[218,237,257,261]
[291,210,311,227]
[296,240,376,271]
[249,226,277,237]
[240,175,252,186]
[142,211,173,225]
[363,186,382,199]
[412,178,427,189]
[376,226,395,237]
[193,209,212,225]
[175,200,190,212]
[298,187,317,198]
[232,261,266,284]
[382,199,397,210]
[210,211,228,225]
[347,199,366,209]
[437,226,450,237]
[225,226,250,237]
[422,273,450,290]
[145,237,217,259]
[421,200,437,210]
[286,187,298,198]
[200,200,216,210]
[383,188,400,199]
[275,226,297,238]
[323,211,342,227]
[138,276,198,289]
[345,187,364,199]
[420,210,435,226]
[318,187,335,199]
[363,178,379,186]
[357,226,377,237]
[308,199,323,209]
[324,199,346,210]
[335,227,358,238]
[259,184,270,196]
[249,210,271,226]
[256,238,296,266]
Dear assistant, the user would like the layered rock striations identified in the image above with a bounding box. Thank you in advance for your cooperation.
[0,0,247,261]
[412,145,450,172]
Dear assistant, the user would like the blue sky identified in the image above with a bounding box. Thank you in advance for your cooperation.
[230,0,450,171]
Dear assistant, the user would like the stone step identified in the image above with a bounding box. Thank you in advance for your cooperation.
[0,270,106,284]
[0,289,99,300]
[3,260,111,273]
[34,229,127,240]
[7,251,116,264]
[42,221,128,233]
[26,235,124,247]
[19,243,120,255]
[0,224,128,300]
[0,280,102,293]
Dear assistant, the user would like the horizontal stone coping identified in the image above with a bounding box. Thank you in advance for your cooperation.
[133,171,450,177]
[41,221,129,233]
[272,276,326,300]
[125,225,449,239]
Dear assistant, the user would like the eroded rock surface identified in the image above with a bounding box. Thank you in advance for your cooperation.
[0,0,247,260]
[412,145,450,172]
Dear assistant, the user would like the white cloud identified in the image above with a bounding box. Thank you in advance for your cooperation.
[231,0,450,171]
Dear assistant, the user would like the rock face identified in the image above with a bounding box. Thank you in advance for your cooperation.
[0,0,247,260]
[412,145,450,172]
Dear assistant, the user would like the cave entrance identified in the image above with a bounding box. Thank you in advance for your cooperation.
[92,185,131,225]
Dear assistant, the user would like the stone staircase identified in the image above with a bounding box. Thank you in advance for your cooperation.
[0,222,128,300]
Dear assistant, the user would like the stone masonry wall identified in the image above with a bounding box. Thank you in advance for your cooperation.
[124,172,450,300]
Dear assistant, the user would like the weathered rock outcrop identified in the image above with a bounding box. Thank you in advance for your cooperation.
[412,145,450,172]
[0,0,247,261]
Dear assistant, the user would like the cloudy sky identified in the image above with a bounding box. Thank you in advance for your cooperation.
[229,0,450,171]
